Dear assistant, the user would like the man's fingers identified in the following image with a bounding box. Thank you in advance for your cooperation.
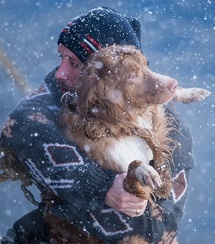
[105,173,148,216]
[116,199,148,217]
[122,204,148,217]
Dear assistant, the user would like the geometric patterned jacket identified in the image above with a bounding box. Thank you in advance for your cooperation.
[0,67,194,243]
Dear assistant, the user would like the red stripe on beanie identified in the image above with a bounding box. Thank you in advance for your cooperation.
[61,29,69,33]
[81,42,93,54]
[86,35,100,48]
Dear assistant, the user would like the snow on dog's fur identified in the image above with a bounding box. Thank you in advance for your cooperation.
[58,45,210,244]
[60,45,210,194]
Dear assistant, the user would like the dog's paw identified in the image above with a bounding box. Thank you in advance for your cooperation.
[173,87,211,104]
[134,163,163,189]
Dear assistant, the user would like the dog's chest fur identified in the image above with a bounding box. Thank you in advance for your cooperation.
[104,135,153,172]
[103,114,154,172]
[60,104,168,173]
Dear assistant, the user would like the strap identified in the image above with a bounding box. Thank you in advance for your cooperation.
[21,184,40,206]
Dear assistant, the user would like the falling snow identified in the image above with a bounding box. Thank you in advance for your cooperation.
[0,0,214,243]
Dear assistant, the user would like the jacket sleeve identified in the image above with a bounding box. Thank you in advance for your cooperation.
[0,83,116,203]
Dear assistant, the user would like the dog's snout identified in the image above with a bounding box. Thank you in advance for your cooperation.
[167,79,178,91]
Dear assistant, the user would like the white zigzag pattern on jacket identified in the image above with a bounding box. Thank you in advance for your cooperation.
[43,142,85,167]
[27,82,51,99]
[171,169,187,203]
[90,208,133,236]
[25,159,74,194]
[48,179,75,189]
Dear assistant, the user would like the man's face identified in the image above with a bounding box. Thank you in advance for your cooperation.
[55,44,83,93]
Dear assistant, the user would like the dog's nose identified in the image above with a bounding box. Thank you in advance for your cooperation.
[167,79,178,91]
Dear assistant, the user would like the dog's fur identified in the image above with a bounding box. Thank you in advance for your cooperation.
[54,45,210,243]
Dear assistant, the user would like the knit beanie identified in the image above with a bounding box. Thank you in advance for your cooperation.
[57,6,142,63]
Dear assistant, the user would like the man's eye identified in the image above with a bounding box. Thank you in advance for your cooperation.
[66,57,80,68]
[58,54,81,68]
[70,62,80,68]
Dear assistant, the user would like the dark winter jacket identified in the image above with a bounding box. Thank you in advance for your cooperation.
[1,67,194,243]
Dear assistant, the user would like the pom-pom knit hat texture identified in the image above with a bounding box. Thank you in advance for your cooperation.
[57,6,142,63]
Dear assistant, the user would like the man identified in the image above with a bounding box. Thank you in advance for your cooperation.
[0,6,194,243]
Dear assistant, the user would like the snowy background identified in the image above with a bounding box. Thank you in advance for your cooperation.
[0,0,214,243]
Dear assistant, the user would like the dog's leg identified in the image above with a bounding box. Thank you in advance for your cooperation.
[123,160,152,200]
[123,160,164,198]
[173,86,210,103]
[123,160,166,220]
[130,128,173,199]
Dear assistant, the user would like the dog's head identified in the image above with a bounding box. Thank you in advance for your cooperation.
[76,45,178,121]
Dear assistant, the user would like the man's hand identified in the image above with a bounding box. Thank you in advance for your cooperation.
[105,173,148,217]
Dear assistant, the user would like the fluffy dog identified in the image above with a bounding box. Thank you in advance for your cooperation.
[56,45,210,243]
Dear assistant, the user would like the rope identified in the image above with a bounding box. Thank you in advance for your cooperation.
[0,46,31,94]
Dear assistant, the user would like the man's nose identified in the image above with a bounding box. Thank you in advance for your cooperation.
[55,62,68,81]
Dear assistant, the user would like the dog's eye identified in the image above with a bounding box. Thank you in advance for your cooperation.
[130,73,138,79]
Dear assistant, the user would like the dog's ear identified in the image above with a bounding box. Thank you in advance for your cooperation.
[76,69,98,117]
[76,63,126,123]
[76,45,146,120]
